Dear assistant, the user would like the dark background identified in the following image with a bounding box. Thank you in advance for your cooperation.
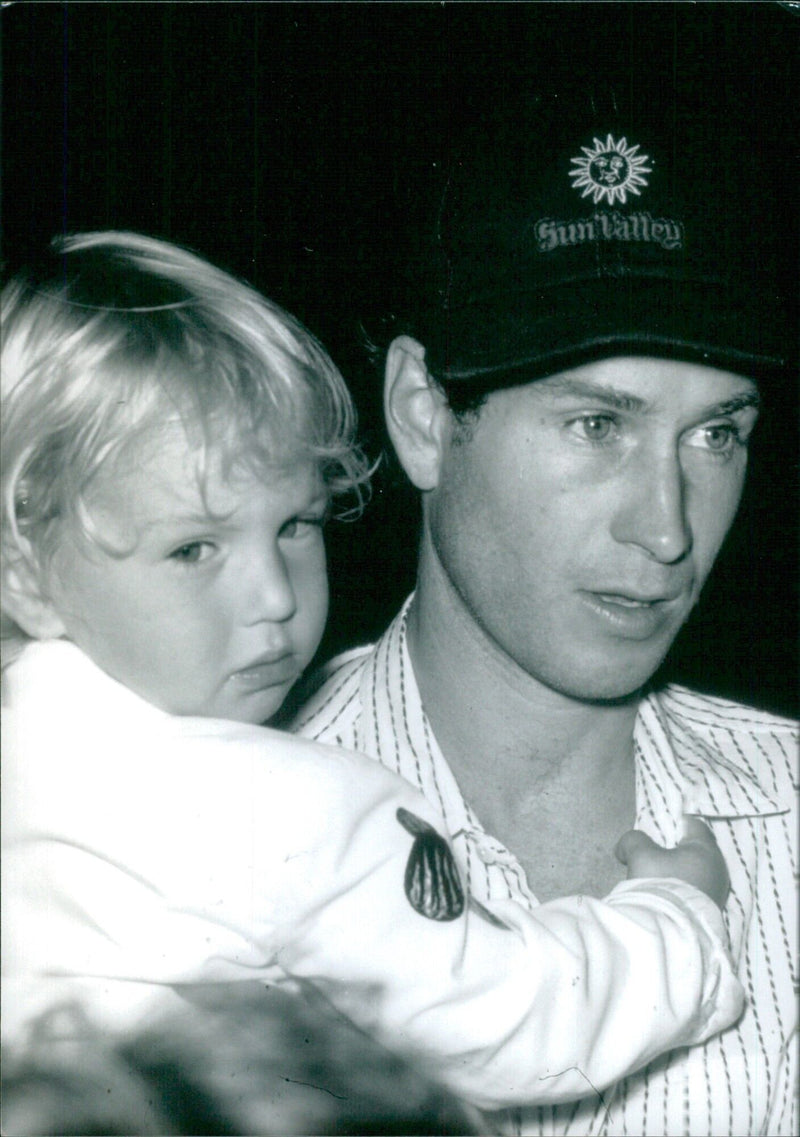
[4,1,798,716]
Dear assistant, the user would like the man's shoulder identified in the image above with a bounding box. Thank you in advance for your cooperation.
[652,684,798,807]
[656,684,798,737]
[304,644,375,698]
[289,643,376,740]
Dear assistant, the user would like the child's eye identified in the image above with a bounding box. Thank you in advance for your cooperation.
[279,516,324,541]
[168,541,214,564]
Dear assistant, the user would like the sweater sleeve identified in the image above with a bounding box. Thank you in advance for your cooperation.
[240,738,743,1109]
[3,658,744,1111]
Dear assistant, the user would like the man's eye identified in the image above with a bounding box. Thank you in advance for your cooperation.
[687,422,744,456]
[569,414,617,443]
[168,542,213,564]
[701,424,739,451]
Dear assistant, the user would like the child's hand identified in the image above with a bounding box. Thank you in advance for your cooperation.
[615,818,730,909]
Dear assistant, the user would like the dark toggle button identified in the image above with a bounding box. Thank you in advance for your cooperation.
[396,807,465,921]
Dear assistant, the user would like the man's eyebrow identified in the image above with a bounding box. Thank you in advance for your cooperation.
[538,377,647,411]
[536,378,761,417]
[710,392,761,416]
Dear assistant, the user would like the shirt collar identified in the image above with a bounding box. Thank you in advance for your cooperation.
[636,688,787,819]
[361,598,787,827]
[358,596,479,837]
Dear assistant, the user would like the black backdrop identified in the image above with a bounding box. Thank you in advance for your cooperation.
[4,2,798,716]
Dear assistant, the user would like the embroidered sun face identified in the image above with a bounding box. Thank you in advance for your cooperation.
[569,134,652,205]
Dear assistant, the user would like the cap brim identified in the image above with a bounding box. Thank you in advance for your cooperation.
[425,277,793,386]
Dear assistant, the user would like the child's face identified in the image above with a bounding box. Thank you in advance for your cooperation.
[42,424,330,723]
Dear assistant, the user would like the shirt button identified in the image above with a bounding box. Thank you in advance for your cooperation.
[472,838,517,867]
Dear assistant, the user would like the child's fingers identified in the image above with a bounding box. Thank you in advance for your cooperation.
[614,828,659,866]
[617,820,716,865]
[679,817,715,847]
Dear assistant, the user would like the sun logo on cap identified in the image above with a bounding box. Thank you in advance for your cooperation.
[569,134,652,205]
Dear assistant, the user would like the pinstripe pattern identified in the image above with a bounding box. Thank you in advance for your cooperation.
[293,597,798,1136]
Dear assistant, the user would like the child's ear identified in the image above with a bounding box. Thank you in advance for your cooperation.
[384,336,451,491]
[1,549,67,641]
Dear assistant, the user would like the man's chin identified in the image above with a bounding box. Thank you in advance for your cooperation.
[542,673,644,706]
[541,640,678,705]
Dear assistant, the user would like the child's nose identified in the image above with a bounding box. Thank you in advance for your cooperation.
[244,546,297,624]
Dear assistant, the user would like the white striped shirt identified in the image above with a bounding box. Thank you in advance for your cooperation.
[293,597,798,1137]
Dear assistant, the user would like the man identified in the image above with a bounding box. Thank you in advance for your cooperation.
[293,87,798,1135]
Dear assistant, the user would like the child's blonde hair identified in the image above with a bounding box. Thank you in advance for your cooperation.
[1,232,370,581]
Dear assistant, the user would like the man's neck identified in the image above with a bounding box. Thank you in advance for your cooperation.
[406,541,641,898]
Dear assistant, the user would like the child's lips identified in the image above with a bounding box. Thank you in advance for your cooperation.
[229,652,298,691]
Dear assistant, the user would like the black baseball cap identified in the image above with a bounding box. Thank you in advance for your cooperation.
[406,87,797,388]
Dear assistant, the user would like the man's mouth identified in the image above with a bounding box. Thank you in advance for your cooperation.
[594,592,677,608]
[581,590,684,639]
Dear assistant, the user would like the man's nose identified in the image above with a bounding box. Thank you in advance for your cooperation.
[610,447,692,564]
[243,546,297,624]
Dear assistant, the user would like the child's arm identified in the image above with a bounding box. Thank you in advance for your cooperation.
[4,680,743,1113]
[261,748,742,1109]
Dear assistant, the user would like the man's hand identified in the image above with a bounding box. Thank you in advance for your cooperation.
[615,818,730,909]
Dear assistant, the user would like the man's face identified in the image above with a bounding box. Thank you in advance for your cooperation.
[43,424,329,723]
[425,357,759,701]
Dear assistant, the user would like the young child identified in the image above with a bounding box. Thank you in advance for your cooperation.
[1,232,743,1117]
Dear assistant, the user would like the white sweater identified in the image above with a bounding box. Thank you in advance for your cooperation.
[2,639,743,1110]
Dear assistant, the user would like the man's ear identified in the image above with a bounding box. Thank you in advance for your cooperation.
[384,336,451,491]
[1,549,67,641]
